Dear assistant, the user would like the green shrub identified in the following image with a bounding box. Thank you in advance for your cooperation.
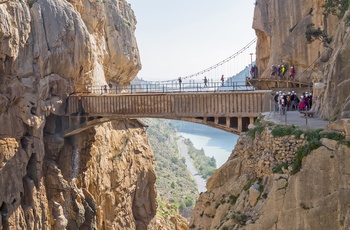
[185,198,193,207]
[246,124,265,139]
[243,178,256,191]
[246,117,265,139]
[229,194,239,205]
[292,129,304,138]
[341,140,350,148]
[271,125,299,137]
[304,129,322,142]
[291,138,322,174]
[323,0,350,20]
[321,132,345,141]
[258,185,264,193]
[272,162,288,173]
[305,23,331,44]
[232,213,249,225]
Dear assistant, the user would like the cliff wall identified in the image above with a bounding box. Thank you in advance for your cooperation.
[253,0,350,119]
[190,120,350,229]
[0,0,159,229]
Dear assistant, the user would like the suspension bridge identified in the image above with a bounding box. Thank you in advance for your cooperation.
[62,38,311,136]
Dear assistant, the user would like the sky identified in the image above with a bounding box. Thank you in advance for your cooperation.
[127,0,257,82]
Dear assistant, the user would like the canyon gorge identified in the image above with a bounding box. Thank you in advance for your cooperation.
[1,0,350,229]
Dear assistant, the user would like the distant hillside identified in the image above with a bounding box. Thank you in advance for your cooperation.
[143,118,198,218]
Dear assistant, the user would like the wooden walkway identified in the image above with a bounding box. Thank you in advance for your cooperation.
[63,90,271,136]
[247,79,312,90]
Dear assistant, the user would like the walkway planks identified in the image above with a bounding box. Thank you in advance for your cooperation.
[67,91,270,118]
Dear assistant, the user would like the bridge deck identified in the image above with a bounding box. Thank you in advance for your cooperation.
[63,90,271,136]
[67,91,270,118]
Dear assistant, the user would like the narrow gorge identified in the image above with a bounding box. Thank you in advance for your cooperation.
[1,0,350,229]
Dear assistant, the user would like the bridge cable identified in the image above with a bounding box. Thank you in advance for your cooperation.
[150,37,257,83]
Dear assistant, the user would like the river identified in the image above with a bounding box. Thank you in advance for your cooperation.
[175,123,239,193]
[178,128,239,168]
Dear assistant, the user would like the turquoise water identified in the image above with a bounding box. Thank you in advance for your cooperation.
[178,128,239,168]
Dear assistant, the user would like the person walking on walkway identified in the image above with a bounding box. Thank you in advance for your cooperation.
[178,77,182,91]
[221,74,225,86]
[274,92,279,112]
[289,66,295,80]
[271,65,277,79]
[281,65,286,79]
[204,76,208,87]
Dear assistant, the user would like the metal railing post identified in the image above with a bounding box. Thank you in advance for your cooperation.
[285,109,287,123]
[305,113,308,126]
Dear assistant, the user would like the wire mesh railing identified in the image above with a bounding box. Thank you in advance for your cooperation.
[88,81,254,94]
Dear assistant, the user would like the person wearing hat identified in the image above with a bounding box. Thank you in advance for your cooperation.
[299,95,306,110]
[281,65,286,79]
[305,93,309,110]
[289,66,295,80]
[286,92,292,110]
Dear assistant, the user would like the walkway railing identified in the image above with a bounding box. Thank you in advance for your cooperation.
[88,81,254,94]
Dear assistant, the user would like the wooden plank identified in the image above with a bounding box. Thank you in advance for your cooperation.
[235,94,238,114]
[210,94,214,116]
[136,95,140,113]
[218,94,222,114]
[227,93,231,112]
[249,93,253,113]
[154,95,157,114]
[166,95,169,114]
[150,95,153,114]
[128,96,131,113]
[237,94,241,113]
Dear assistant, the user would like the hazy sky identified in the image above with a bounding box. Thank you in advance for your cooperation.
[127,0,256,81]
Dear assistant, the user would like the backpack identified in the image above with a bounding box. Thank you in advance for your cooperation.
[286,95,291,102]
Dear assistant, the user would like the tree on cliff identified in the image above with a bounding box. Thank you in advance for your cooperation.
[305,23,332,44]
[306,0,350,44]
[323,0,350,25]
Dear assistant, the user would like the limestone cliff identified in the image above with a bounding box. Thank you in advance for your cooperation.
[189,1,350,228]
[190,120,350,229]
[0,0,160,229]
[253,0,350,119]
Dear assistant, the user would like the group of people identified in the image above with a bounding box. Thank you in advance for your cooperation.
[273,91,313,114]
[271,64,295,80]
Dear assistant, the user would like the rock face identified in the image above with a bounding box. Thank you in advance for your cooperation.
[253,0,350,119]
[0,0,159,229]
[190,123,350,230]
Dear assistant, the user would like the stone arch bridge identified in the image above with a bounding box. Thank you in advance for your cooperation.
[63,90,271,137]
